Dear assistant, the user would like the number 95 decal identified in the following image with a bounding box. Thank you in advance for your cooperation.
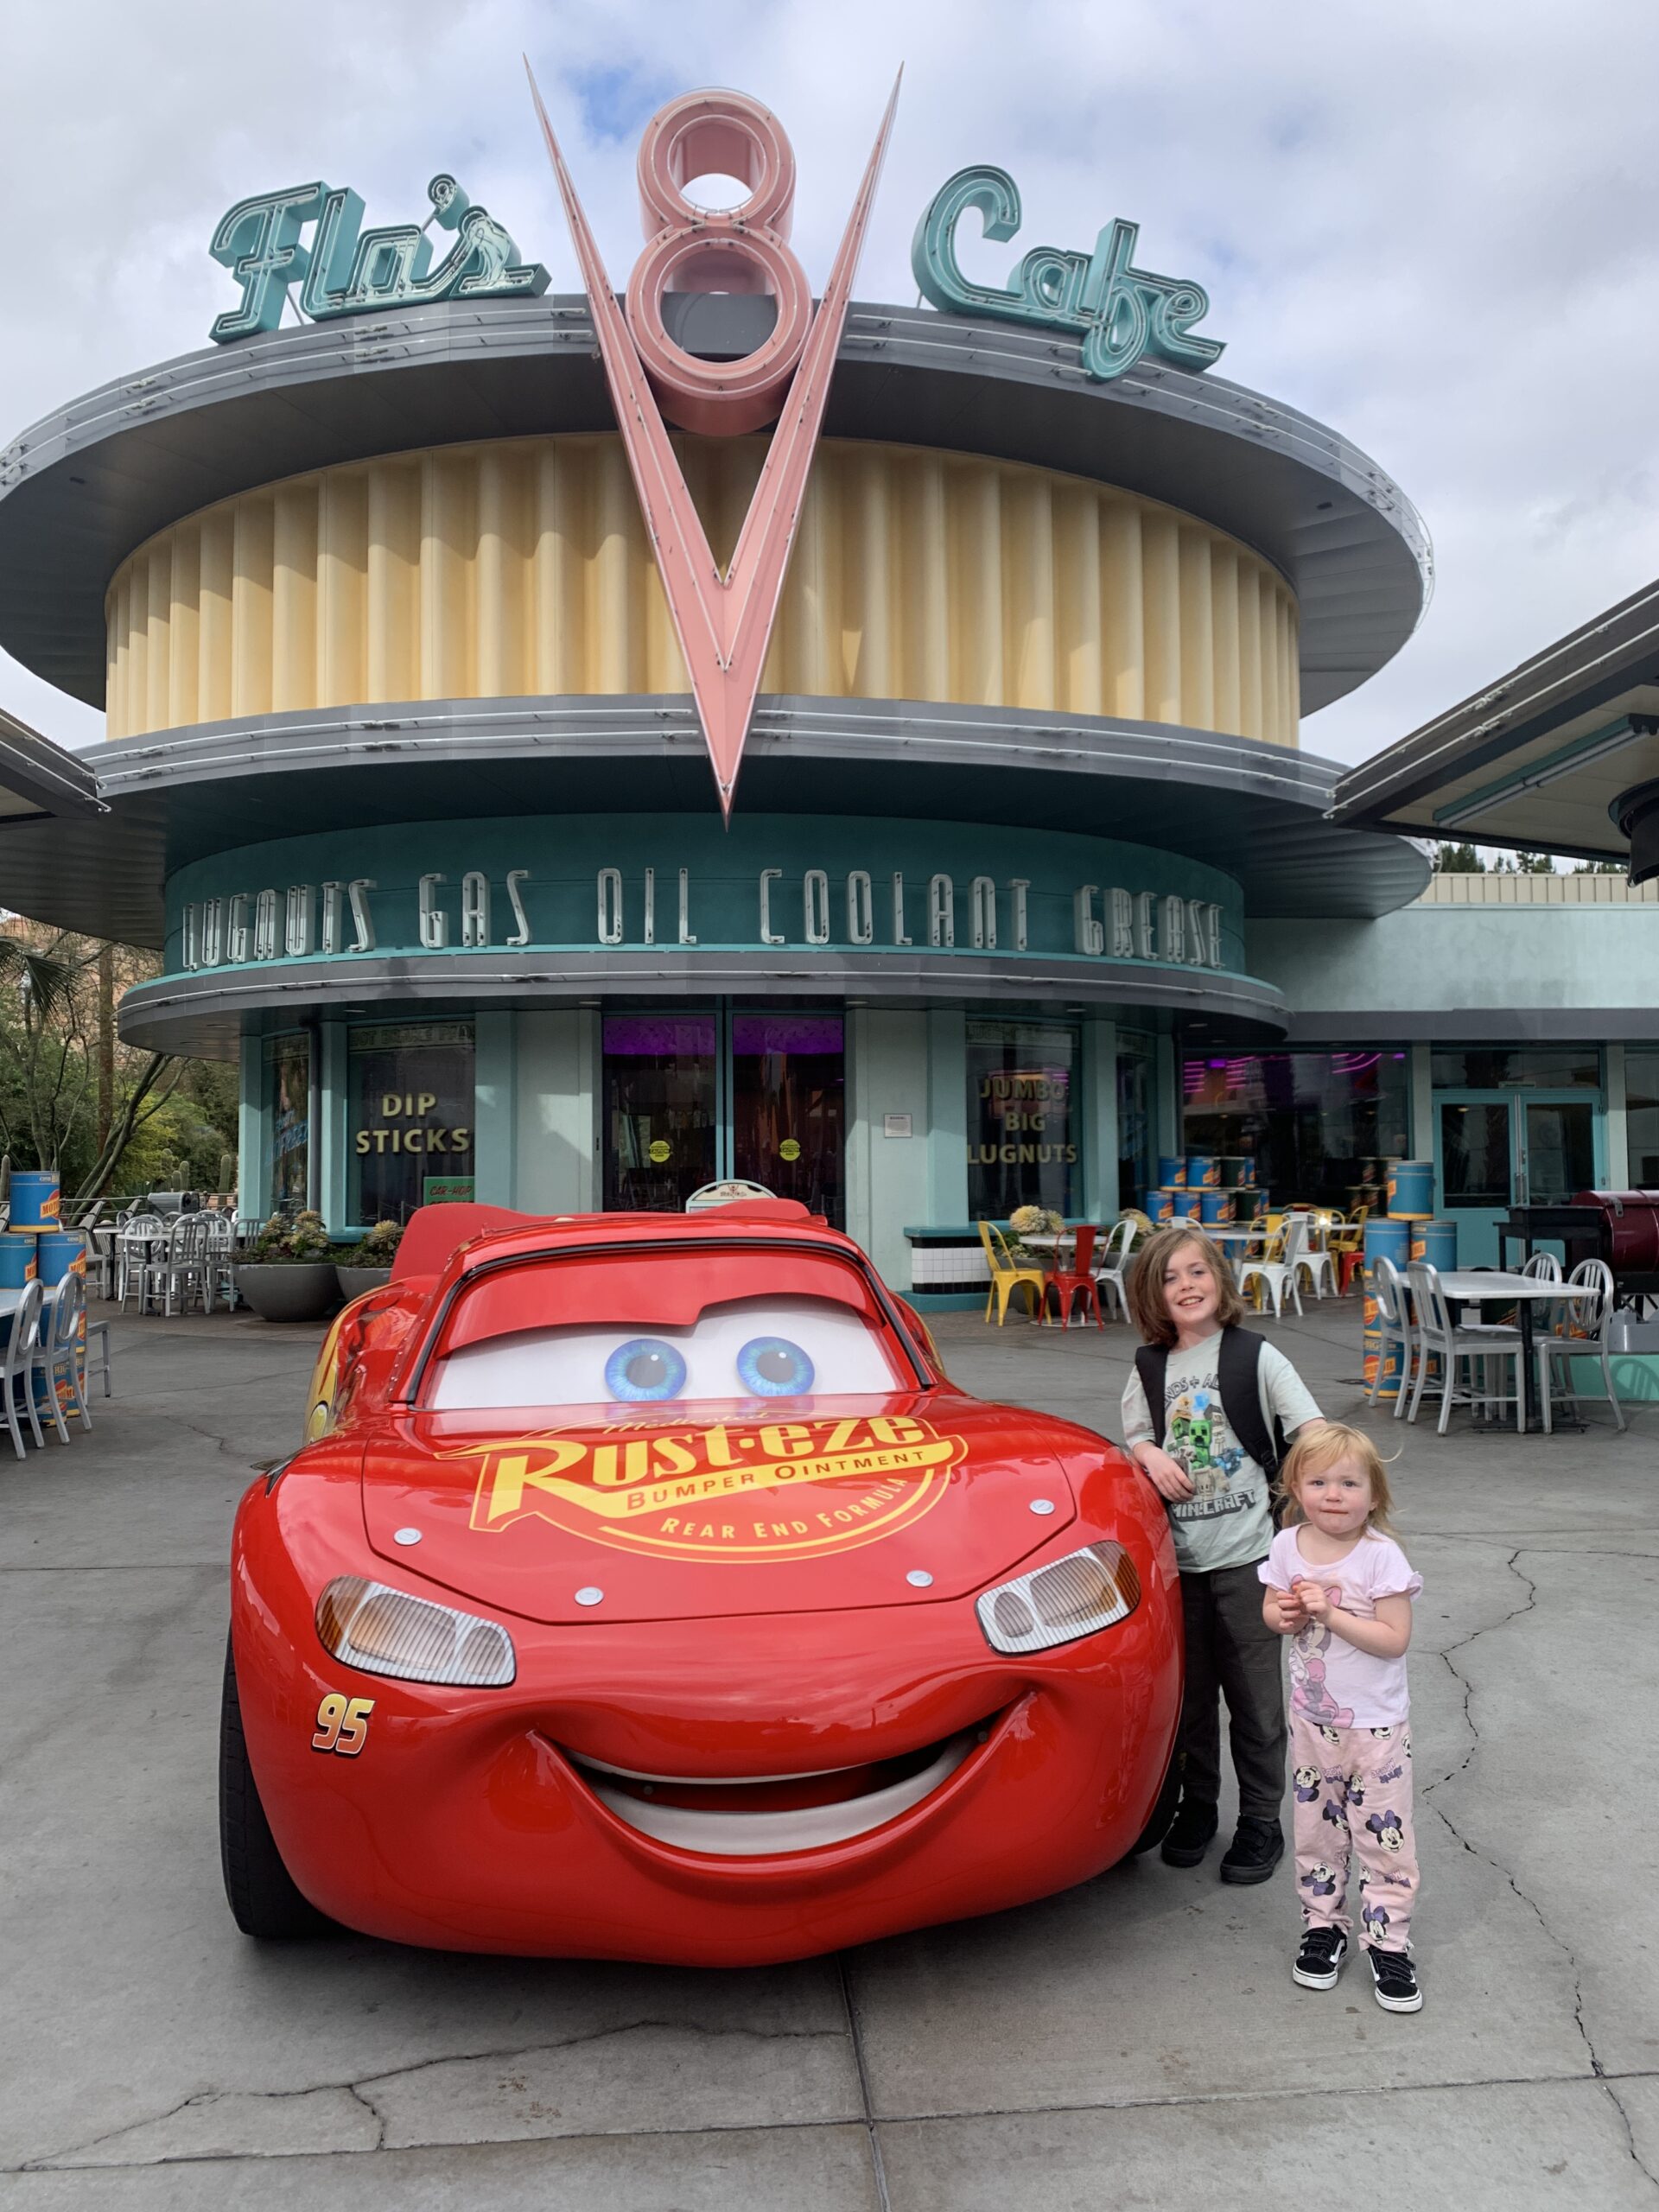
[313,1692,375,1755]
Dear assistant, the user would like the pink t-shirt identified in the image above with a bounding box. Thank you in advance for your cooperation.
[1259,1527,1422,1730]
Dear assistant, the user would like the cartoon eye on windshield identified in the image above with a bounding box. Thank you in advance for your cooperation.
[603,1339,689,1402]
[429,1294,901,1412]
[735,1338,815,1396]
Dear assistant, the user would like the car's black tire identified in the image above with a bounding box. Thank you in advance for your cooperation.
[1127,1745,1182,1856]
[219,1636,333,1938]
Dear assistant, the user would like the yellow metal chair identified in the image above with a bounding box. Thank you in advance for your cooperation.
[978,1221,1049,1325]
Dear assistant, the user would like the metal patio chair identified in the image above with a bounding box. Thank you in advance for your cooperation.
[1365,1255,1417,1420]
[1538,1258,1625,1433]
[1092,1217,1140,1321]
[1238,1215,1307,1319]
[977,1221,1047,1325]
[1406,1259,1523,1434]
[32,1273,92,1442]
[1,1279,47,1459]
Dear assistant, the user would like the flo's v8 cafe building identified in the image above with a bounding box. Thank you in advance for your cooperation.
[4,79,1649,1293]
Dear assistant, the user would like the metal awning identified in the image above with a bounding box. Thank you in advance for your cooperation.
[1328,577,1659,867]
[0,708,104,831]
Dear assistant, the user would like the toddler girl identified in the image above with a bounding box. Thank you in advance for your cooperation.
[1260,1421,1423,2012]
[1122,1224,1325,1885]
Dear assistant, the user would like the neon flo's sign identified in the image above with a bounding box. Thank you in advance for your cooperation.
[912,166,1223,383]
[207,174,548,340]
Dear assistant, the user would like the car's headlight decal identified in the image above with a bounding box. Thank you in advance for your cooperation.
[976,1542,1141,1656]
[315,1576,516,1687]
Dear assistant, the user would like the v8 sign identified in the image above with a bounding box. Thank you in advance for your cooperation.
[524,71,901,817]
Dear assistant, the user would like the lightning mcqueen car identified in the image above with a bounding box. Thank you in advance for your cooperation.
[221,1199,1182,1963]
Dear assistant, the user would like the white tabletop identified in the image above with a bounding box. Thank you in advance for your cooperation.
[1205,1225,1265,1243]
[0,1282,60,1320]
[1436,1271,1563,1300]
[1020,1232,1075,1249]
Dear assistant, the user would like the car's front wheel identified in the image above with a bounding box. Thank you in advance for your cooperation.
[1127,1745,1182,1856]
[219,1636,333,1938]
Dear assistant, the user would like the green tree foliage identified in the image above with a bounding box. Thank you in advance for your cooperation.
[1433,841,1484,872]
[0,931,238,1202]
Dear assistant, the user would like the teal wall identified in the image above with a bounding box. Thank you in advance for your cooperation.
[846,1007,932,1285]
[1251,906,1659,1023]
[512,1009,600,1213]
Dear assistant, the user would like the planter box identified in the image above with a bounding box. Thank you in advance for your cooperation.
[234,1262,340,1323]
[336,1265,393,1300]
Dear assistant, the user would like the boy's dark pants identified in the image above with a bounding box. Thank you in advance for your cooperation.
[1177,1560,1286,1821]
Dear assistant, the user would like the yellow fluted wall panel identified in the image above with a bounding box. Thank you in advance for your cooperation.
[105,435,1300,744]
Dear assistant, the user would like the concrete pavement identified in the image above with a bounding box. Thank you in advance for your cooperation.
[1,1294,1654,2209]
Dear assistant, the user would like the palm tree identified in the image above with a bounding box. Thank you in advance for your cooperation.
[0,934,76,1022]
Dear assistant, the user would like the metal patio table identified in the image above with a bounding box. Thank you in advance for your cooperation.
[1434,1269,1568,1433]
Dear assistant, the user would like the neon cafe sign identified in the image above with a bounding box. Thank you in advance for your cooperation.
[206,84,1223,809]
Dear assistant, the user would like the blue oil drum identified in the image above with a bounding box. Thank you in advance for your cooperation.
[1199,1190,1234,1225]
[1186,1154,1220,1188]
[0,1236,37,1287]
[1172,1190,1204,1223]
[8,1169,60,1233]
[1386,1159,1434,1219]
[1142,1187,1176,1223]
[35,1230,86,1287]
[1410,1218,1457,1270]
[1157,1156,1185,1189]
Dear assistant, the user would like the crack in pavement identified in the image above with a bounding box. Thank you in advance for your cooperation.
[19,2063,1659,2174]
[20,2018,849,2171]
[1424,1540,1659,2196]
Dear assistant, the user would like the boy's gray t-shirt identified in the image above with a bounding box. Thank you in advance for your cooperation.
[1120,1330,1321,1573]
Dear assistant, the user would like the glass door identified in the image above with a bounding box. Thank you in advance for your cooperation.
[1520,1100,1595,1205]
[601,1014,717,1211]
[1434,1093,1600,1264]
[731,1013,845,1226]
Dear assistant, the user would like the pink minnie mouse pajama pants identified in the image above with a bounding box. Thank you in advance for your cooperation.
[1288,1712,1419,1951]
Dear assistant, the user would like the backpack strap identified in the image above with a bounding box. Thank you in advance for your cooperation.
[1217,1325,1287,1479]
[1133,1344,1170,1448]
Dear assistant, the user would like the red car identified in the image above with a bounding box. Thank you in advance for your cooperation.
[221,1200,1181,1964]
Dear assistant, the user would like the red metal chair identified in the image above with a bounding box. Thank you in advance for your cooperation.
[1044,1224,1103,1329]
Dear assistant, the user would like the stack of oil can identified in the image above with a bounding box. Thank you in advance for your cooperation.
[0,1169,86,1290]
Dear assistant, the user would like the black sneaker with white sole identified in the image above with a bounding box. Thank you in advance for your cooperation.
[1293,1925,1348,1989]
[1366,1946,1423,2012]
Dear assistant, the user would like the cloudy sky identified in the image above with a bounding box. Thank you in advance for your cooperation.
[5,0,1656,769]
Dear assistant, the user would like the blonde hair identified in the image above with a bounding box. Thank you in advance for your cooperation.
[1124,1224,1247,1347]
[1277,1421,1399,1535]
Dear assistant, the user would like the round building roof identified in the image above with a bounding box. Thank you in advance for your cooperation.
[0,295,1430,716]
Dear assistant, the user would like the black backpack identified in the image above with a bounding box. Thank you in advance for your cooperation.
[1133,1325,1289,1491]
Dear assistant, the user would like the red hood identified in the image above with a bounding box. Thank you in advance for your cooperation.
[359,1391,1085,1625]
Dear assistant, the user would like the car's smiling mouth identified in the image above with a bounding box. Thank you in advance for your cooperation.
[558,1726,991,1856]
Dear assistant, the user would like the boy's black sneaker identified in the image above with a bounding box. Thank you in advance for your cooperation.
[1219,1815,1285,1885]
[1292,1925,1348,1989]
[1366,1946,1423,2012]
[1160,1798,1219,1867]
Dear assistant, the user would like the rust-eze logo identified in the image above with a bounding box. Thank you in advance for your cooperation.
[455,1413,964,1560]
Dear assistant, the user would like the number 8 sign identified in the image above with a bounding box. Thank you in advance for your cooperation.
[526,66,902,814]
[626,93,814,437]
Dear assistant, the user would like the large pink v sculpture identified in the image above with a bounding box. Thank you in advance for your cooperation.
[525,65,901,818]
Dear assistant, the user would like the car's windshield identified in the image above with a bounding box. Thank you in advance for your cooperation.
[428,1291,907,1413]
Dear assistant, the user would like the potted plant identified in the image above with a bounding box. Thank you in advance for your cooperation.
[234,1211,342,1323]
[336,1219,403,1301]
[1007,1204,1064,1262]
